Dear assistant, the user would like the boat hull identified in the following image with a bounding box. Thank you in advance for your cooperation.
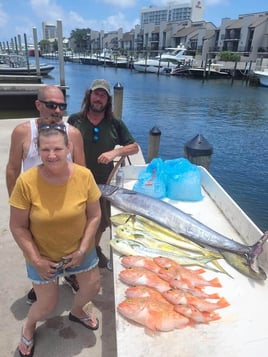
[133,60,176,74]
[254,70,268,87]
[0,65,54,76]
[188,68,230,79]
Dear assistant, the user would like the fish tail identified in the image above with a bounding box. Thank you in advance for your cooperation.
[217,297,230,309]
[207,292,221,299]
[248,231,268,273]
[209,277,222,288]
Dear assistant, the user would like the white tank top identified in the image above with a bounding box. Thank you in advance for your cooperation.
[23,119,72,172]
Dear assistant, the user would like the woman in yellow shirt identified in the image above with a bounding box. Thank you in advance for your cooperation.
[9,123,101,357]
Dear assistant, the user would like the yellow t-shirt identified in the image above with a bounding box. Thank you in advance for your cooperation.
[9,164,101,262]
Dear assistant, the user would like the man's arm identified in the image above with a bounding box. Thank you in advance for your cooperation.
[68,125,86,166]
[6,125,25,196]
[97,142,139,164]
[114,142,139,157]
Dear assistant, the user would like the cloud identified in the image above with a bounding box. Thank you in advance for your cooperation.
[0,4,9,29]
[101,12,134,31]
[102,0,136,7]
[205,0,229,5]
[30,0,64,21]
[66,11,137,32]
[151,0,230,6]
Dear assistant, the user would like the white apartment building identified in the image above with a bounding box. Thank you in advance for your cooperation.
[217,12,268,61]
[139,1,204,50]
[140,0,204,28]
[42,22,57,40]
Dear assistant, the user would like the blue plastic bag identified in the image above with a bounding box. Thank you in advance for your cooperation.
[133,158,166,199]
[164,158,203,201]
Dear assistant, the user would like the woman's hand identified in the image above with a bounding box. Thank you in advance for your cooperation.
[34,257,58,280]
[62,249,85,269]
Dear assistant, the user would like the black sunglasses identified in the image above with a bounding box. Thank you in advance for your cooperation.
[39,100,67,111]
[92,127,100,143]
[38,123,66,133]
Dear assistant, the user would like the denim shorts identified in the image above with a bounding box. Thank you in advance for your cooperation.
[26,248,99,284]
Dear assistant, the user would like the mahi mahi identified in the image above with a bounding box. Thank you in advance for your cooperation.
[99,184,268,274]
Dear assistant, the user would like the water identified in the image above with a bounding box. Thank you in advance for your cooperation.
[3,59,268,232]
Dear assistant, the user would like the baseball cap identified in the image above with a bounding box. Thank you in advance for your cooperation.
[90,79,111,96]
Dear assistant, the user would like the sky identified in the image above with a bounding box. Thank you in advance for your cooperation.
[0,0,268,44]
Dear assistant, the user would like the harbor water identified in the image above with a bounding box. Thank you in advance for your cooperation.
[2,59,268,232]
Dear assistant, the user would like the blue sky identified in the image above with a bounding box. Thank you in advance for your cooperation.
[0,0,267,43]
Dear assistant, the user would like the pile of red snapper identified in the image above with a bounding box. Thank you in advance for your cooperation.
[117,256,229,332]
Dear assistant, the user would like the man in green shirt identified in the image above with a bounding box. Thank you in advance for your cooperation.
[68,79,139,268]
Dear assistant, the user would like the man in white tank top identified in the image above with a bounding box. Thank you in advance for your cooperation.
[6,85,85,195]
[6,85,85,303]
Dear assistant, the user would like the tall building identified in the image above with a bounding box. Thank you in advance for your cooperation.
[42,22,57,40]
[140,0,204,28]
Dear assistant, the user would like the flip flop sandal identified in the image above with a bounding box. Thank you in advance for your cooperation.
[19,334,35,357]
[69,312,99,330]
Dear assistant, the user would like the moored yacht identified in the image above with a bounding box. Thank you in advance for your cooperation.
[133,45,193,74]
[253,68,268,87]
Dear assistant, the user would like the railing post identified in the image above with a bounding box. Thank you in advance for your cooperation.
[147,126,161,163]
[184,134,213,170]
[113,82,123,120]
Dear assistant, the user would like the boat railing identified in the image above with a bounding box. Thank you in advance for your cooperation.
[0,54,28,68]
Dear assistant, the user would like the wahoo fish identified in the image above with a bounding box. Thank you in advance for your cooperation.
[99,184,268,276]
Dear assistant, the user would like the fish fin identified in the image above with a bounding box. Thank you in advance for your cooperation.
[217,297,230,309]
[209,277,222,288]
[209,259,234,278]
[192,268,206,274]
[207,293,220,299]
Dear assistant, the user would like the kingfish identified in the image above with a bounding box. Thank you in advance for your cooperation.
[99,184,268,276]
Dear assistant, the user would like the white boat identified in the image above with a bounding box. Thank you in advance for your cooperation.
[111,164,268,357]
[253,69,268,86]
[133,45,193,74]
[0,53,54,76]
[188,63,230,78]
[81,49,129,68]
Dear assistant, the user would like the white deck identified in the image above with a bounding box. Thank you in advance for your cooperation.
[111,165,268,357]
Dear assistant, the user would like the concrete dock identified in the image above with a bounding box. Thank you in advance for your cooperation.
[0,118,144,357]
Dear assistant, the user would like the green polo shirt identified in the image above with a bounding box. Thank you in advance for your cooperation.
[68,113,135,184]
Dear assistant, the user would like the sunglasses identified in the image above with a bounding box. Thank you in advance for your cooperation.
[93,127,100,143]
[39,100,67,111]
[38,123,66,133]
